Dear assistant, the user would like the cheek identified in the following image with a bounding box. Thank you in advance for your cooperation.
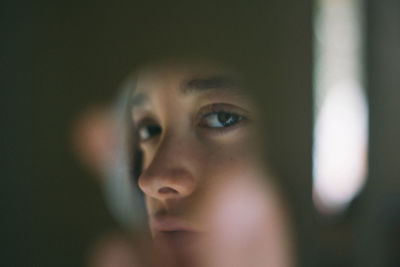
[199,141,260,186]
[194,141,267,215]
[195,141,290,235]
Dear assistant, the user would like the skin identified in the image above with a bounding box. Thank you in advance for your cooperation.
[130,61,294,267]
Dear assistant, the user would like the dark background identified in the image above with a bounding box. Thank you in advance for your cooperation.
[1,0,399,267]
[1,1,313,266]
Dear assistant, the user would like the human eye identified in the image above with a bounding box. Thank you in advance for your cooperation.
[202,111,242,128]
[198,104,248,131]
[136,121,162,142]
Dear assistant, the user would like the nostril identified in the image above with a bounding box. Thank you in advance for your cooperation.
[158,187,179,195]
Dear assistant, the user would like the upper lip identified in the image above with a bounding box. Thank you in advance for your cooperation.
[150,214,195,232]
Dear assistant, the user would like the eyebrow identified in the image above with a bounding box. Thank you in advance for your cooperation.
[180,75,239,94]
[131,75,242,108]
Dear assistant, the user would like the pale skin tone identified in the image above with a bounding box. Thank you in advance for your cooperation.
[130,62,294,267]
[74,62,294,267]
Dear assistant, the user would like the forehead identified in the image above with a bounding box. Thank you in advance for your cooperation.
[129,62,247,112]
[133,62,233,95]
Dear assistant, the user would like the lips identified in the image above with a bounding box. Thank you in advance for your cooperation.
[150,215,201,252]
[150,215,194,232]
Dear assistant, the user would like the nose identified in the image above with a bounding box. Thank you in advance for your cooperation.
[137,136,197,201]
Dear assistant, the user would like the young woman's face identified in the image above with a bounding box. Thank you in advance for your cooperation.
[130,62,292,267]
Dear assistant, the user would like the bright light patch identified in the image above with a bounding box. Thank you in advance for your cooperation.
[313,83,368,213]
[313,0,368,214]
